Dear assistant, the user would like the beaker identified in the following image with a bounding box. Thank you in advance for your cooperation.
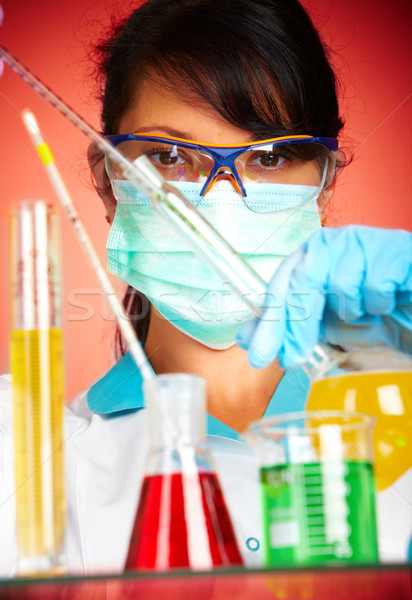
[9,200,67,575]
[304,346,412,492]
[245,410,378,567]
[125,373,244,571]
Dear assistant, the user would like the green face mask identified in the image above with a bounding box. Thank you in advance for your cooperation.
[106,180,322,349]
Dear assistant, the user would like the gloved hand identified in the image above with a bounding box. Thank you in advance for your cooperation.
[236,226,412,369]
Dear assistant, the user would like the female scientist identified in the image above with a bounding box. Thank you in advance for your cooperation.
[0,0,411,575]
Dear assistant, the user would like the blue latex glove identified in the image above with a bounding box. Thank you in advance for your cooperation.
[237,226,412,369]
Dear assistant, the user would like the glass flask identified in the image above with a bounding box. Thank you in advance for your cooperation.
[245,410,378,568]
[304,345,412,492]
[125,373,244,571]
[9,200,67,575]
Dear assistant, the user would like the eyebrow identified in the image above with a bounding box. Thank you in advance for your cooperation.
[132,125,194,139]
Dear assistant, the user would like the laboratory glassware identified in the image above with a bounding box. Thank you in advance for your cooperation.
[21,109,153,382]
[304,344,412,492]
[4,46,410,472]
[245,410,378,567]
[9,200,67,575]
[125,374,244,571]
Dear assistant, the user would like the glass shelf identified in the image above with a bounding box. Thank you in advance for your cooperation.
[0,563,411,600]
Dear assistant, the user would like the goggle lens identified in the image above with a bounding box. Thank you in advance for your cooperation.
[106,140,214,184]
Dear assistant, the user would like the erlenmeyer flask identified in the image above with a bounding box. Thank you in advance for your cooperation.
[125,373,244,571]
[304,344,412,492]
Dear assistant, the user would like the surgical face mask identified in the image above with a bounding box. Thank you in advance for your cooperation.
[106,180,322,349]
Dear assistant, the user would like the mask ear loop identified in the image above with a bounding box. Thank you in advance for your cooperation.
[320,151,337,227]
[322,149,337,188]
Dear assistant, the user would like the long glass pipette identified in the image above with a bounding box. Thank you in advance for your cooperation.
[0,44,265,310]
[0,44,328,371]
[21,109,154,381]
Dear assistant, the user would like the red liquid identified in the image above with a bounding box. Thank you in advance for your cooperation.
[126,472,244,570]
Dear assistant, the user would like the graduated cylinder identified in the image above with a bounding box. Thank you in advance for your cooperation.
[9,200,66,575]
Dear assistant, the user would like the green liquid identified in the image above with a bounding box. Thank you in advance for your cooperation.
[260,460,378,567]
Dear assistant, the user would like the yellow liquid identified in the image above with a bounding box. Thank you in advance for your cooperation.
[10,329,66,561]
[306,371,412,491]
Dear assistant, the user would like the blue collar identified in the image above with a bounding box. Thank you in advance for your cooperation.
[87,352,310,441]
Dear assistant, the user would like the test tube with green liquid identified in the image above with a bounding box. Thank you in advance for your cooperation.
[9,200,66,575]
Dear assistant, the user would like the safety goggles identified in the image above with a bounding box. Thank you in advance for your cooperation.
[105,133,338,199]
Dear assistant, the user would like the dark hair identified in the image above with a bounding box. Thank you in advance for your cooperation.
[91,0,345,355]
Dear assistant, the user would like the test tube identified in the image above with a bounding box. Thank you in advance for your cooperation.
[9,200,66,576]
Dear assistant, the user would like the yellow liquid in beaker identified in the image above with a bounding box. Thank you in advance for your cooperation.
[10,329,66,563]
[306,371,412,491]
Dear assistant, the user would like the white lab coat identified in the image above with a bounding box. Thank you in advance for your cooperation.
[0,373,411,577]
[0,374,263,576]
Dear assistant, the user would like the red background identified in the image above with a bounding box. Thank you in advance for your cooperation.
[0,0,411,400]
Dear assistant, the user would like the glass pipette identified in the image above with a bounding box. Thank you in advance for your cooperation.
[0,44,328,369]
[21,109,154,381]
[0,44,266,310]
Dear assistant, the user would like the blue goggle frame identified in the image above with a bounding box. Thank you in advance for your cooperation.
[105,133,338,197]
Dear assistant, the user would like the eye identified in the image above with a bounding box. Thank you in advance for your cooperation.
[251,151,287,168]
[147,146,184,166]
